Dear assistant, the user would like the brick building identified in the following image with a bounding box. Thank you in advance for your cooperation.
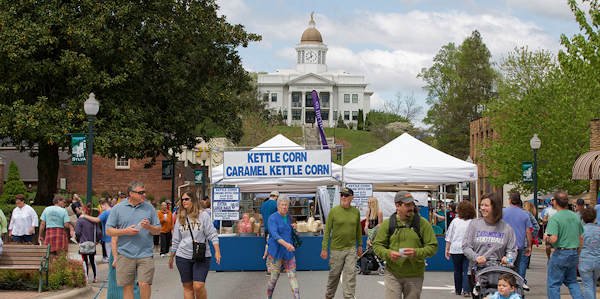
[469,117,502,198]
[58,154,194,202]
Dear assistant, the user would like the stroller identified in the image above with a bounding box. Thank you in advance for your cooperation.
[471,262,528,299]
[356,245,385,275]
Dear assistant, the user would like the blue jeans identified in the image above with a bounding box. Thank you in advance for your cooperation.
[579,256,600,299]
[514,247,528,282]
[451,254,470,294]
[547,249,583,299]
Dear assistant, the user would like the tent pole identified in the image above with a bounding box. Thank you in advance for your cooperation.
[475,180,480,218]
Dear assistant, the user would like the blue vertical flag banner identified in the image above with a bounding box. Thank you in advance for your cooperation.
[522,161,533,182]
[311,90,329,149]
[71,134,86,165]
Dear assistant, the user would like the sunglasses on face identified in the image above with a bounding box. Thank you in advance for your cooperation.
[181,197,191,201]
[340,194,351,198]
[131,190,146,195]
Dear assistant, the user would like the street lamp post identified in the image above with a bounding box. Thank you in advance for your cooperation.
[84,93,100,206]
[196,146,209,198]
[530,134,541,219]
[168,148,176,213]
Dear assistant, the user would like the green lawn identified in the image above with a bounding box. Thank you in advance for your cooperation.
[271,126,385,165]
[324,128,386,165]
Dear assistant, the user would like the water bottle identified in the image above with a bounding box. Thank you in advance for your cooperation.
[506,251,515,267]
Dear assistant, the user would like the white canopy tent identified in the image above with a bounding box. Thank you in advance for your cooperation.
[211,134,342,192]
[343,133,477,184]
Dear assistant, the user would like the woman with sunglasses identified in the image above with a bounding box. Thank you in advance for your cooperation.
[169,191,221,299]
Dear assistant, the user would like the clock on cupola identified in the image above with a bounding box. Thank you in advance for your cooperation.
[296,12,328,73]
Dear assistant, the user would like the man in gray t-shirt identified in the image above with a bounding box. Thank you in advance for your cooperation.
[106,181,160,299]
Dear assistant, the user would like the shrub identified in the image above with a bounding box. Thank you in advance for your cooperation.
[47,253,86,290]
[0,269,38,290]
[0,161,27,204]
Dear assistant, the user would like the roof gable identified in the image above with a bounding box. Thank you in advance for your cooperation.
[287,73,334,86]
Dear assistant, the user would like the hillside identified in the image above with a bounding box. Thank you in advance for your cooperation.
[265,126,387,165]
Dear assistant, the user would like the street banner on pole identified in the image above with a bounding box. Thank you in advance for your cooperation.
[311,90,329,149]
[522,161,533,182]
[71,134,86,165]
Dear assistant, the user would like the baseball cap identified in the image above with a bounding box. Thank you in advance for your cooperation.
[340,187,354,196]
[394,191,415,204]
[270,191,279,197]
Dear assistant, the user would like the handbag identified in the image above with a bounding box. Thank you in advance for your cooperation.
[79,224,96,254]
[186,216,206,262]
[291,229,302,248]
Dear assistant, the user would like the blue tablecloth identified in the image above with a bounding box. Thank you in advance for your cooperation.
[209,235,452,271]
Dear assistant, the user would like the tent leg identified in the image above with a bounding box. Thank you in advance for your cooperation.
[475,180,480,218]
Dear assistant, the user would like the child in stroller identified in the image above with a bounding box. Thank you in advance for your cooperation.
[484,273,521,299]
[357,225,385,275]
[471,261,527,299]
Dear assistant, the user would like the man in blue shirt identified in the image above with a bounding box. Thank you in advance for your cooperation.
[106,181,160,299]
[261,191,279,236]
[502,192,532,287]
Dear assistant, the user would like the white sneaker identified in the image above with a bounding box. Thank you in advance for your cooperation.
[523,283,530,291]
[160,254,166,258]
[101,257,109,263]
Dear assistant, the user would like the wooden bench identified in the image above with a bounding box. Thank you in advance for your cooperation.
[0,244,50,292]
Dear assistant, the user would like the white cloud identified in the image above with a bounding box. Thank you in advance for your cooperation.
[506,0,573,20]
[216,0,250,21]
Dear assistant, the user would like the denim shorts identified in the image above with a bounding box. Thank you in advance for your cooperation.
[175,256,211,283]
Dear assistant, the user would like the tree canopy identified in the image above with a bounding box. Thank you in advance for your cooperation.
[483,0,600,194]
[419,30,497,159]
[0,0,261,204]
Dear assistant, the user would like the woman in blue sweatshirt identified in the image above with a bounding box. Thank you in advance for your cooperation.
[266,195,299,299]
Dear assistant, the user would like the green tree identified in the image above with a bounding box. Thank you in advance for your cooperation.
[0,1,260,205]
[0,162,27,204]
[336,115,346,129]
[357,109,364,130]
[419,30,497,159]
[483,1,600,193]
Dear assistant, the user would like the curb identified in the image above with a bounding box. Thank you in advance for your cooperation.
[38,286,96,299]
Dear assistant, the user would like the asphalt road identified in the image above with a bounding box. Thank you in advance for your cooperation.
[85,246,596,299]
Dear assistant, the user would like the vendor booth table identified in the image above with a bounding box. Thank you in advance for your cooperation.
[209,234,452,271]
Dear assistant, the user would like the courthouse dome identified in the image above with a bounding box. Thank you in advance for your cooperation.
[300,13,323,43]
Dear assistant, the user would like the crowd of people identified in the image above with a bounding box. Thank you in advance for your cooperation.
[0,184,599,299]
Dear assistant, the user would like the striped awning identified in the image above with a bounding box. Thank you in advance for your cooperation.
[572,150,600,180]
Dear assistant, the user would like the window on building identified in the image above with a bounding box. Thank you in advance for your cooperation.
[352,111,358,121]
[271,93,277,102]
[262,93,269,102]
[344,94,350,103]
[292,109,301,120]
[333,111,338,121]
[320,92,330,107]
[292,92,301,107]
[352,94,358,103]
[321,110,329,120]
[297,51,302,64]
[115,156,130,169]
[344,111,350,121]
[305,93,314,107]
[283,110,288,120]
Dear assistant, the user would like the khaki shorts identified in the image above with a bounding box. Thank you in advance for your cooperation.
[116,255,155,286]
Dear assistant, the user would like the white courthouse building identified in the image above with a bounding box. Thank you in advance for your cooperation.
[257,14,372,127]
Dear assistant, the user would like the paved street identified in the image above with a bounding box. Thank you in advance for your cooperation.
[84,246,598,298]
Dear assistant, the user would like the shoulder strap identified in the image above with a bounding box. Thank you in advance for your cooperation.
[386,209,424,246]
[185,216,195,243]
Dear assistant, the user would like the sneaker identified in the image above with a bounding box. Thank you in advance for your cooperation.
[160,254,166,258]
[523,283,530,291]
[462,292,471,297]
[101,257,109,263]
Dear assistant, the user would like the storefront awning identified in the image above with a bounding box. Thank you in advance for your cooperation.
[572,150,600,180]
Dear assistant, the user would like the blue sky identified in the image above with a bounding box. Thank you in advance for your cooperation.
[217,0,583,123]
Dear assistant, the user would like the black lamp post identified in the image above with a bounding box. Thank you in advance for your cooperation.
[196,145,209,199]
[530,134,541,219]
[84,93,99,206]
[168,148,176,213]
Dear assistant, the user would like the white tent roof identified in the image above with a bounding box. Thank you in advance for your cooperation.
[211,134,342,192]
[343,133,477,184]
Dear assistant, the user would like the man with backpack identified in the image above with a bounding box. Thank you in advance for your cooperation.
[373,191,438,299]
